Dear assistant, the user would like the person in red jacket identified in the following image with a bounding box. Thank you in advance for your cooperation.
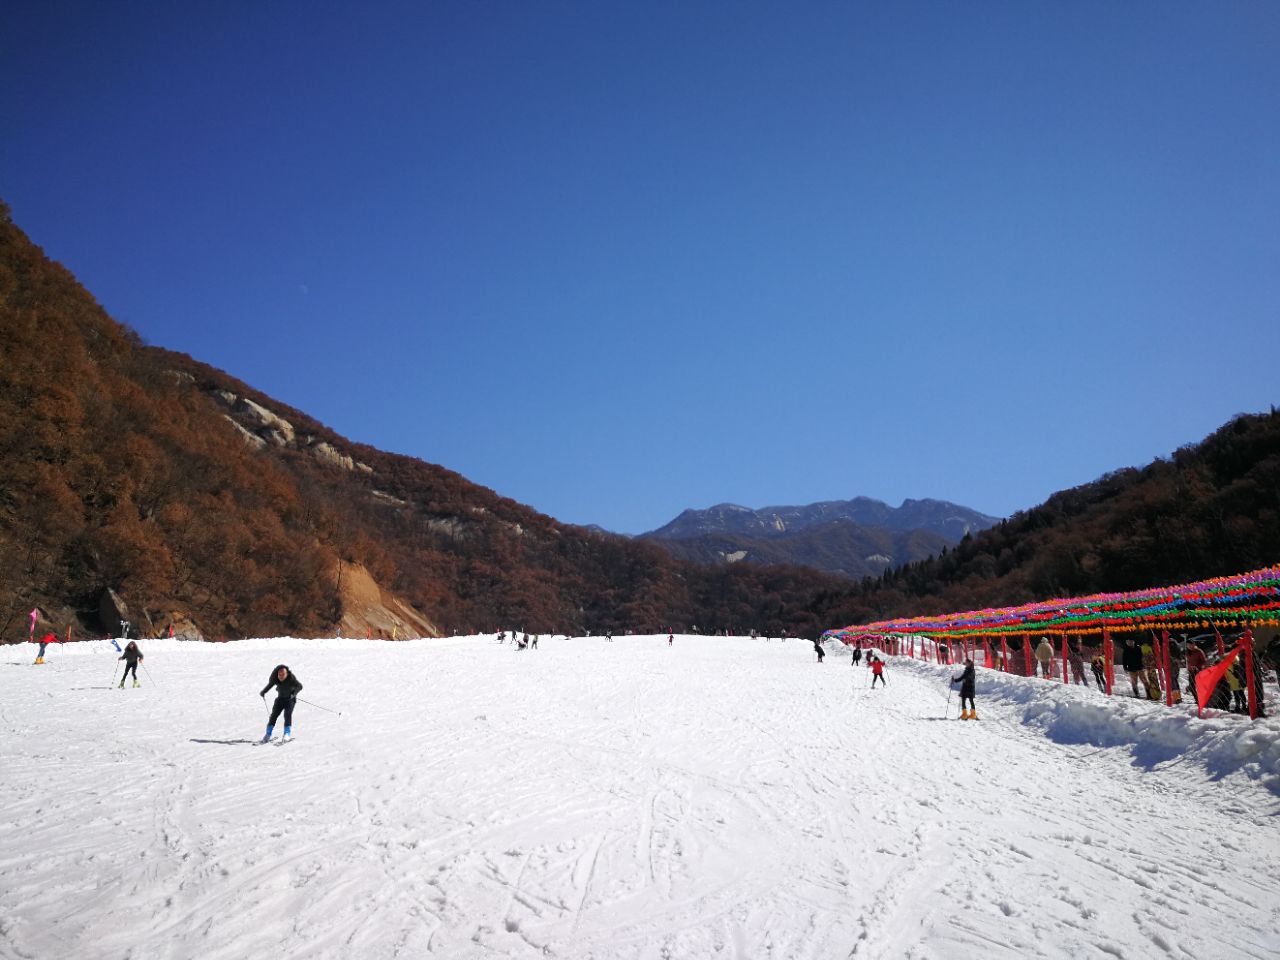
[870,656,886,688]
[32,631,58,664]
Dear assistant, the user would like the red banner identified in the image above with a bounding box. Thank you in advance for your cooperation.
[1195,647,1241,718]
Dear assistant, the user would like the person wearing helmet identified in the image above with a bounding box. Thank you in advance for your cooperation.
[259,664,303,742]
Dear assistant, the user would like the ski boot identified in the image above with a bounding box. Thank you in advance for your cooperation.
[262,725,275,743]
[133,680,140,688]
[283,725,292,741]
[34,657,44,665]
[119,679,125,688]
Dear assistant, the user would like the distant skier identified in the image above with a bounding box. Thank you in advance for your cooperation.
[118,641,144,688]
[32,630,57,664]
[532,634,539,650]
[952,658,977,719]
[260,664,302,742]
[870,656,886,687]
[667,632,673,645]
[851,645,862,667]
[813,638,825,663]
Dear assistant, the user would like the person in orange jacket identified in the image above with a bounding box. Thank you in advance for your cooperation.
[870,656,886,688]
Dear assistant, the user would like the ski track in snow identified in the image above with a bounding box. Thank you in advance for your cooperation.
[1,637,1277,960]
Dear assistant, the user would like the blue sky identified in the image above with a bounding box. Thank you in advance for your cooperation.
[4,2,1278,533]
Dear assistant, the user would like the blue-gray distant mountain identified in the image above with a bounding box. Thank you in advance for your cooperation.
[647,498,1000,542]
[639,498,1002,579]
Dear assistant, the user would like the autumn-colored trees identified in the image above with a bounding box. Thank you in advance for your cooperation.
[3,203,1278,642]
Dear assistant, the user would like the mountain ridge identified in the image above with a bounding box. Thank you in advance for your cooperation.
[638,496,1000,578]
[2,202,1277,643]
[645,496,1000,541]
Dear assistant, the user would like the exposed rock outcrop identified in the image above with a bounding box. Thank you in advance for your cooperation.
[334,561,440,639]
[99,588,130,637]
[312,441,354,471]
[237,398,296,444]
[223,415,267,450]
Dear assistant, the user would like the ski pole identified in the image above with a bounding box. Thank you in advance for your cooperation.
[296,696,342,716]
[142,662,157,687]
[110,660,120,686]
[943,683,954,719]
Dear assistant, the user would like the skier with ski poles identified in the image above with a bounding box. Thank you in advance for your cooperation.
[259,664,303,742]
[32,630,58,665]
[869,655,886,687]
[951,658,978,720]
[118,641,144,688]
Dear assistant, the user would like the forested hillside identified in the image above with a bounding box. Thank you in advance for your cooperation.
[832,409,1280,626]
[2,201,1276,641]
[0,204,854,639]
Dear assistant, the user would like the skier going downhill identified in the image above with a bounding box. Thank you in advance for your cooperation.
[32,631,57,665]
[952,658,977,719]
[260,664,303,742]
[870,656,886,687]
[118,641,144,688]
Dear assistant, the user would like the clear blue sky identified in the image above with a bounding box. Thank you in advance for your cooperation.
[4,2,1278,533]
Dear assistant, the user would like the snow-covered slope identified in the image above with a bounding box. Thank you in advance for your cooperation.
[2,636,1276,959]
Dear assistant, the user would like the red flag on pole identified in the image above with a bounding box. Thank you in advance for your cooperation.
[1103,628,1115,695]
[1243,629,1259,721]
[1195,648,1241,718]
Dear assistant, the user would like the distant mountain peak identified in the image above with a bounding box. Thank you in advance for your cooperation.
[637,496,1001,579]
[644,497,1000,543]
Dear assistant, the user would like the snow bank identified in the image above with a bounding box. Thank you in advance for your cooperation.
[892,656,1280,794]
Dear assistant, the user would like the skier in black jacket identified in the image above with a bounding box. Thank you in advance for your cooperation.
[260,664,303,741]
[952,658,978,720]
[118,641,144,688]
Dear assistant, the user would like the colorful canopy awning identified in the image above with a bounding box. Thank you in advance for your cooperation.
[823,565,1280,641]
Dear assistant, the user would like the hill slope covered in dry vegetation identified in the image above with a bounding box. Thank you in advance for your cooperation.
[2,201,1277,641]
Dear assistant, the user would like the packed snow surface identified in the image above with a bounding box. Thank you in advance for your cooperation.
[2,635,1277,959]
